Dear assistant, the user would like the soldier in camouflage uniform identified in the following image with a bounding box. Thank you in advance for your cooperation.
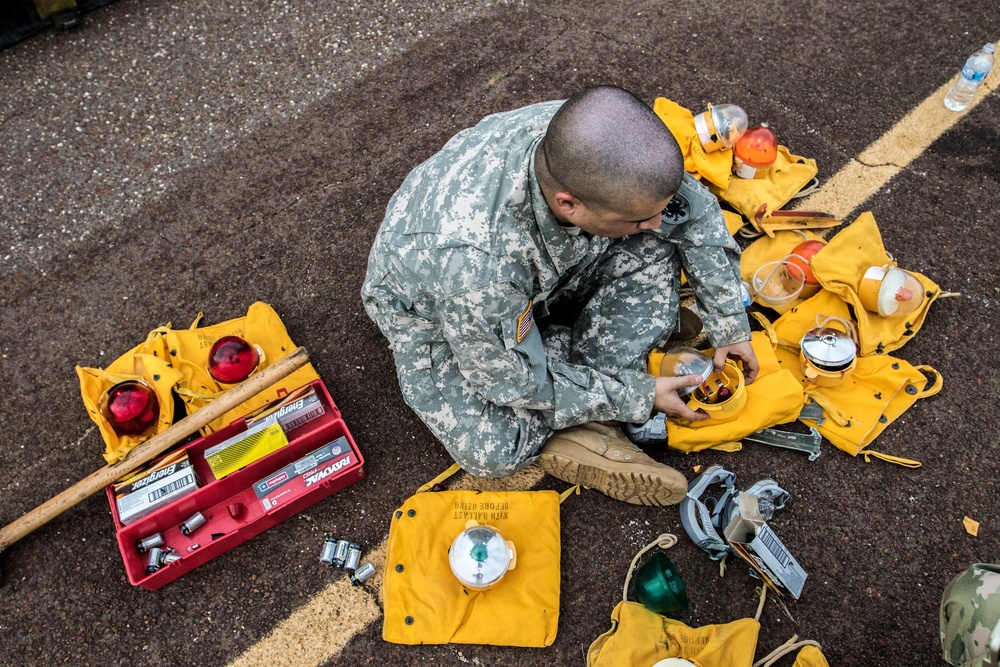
[941,564,1000,667]
[362,86,758,506]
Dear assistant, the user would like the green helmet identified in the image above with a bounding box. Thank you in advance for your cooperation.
[941,564,1000,667]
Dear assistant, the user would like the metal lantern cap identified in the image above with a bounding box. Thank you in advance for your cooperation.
[801,327,857,369]
[658,347,715,397]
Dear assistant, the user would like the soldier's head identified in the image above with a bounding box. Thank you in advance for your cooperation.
[536,85,684,238]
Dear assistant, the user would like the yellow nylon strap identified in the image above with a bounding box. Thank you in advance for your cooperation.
[862,450,922,468]
[914,365,944,398]
[559,484,582,503]
[174,385,225,401]
[85,368,142,385]
[143,324,172,348]
[415,463,463,494]
[169,354,226,402]
[803,390,852,426]
[188,312,205,329]
[750,311,779,349]
[708,441,743,453]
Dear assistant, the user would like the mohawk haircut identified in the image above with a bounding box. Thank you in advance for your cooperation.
[537,85,684,212]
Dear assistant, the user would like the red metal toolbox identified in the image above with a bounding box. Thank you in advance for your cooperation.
[106,379,365,590]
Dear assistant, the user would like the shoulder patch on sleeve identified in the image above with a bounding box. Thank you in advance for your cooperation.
[516,299,534,343]
[661,193,690,224]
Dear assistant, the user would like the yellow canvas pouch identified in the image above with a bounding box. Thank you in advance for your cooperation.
[709,146,818,223]
[77,333,184,463]
[772,343,942,467]
[588,533,759,667]
[653,97,735,191]
[160,301,319,434]
[792,645,832,667]
[808,211,940,356]
[586,534,830,667]
[587,600,759,667]
[664,325,804,452]
[76,302,318,462]
[740,230,827,315]
[382,467,561,647]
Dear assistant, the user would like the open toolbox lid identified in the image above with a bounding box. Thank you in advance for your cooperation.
[106,379,365,590]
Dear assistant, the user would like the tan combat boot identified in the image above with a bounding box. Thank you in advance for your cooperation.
[537,421,687,506]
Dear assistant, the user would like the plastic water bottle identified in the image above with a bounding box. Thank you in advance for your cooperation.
[739,281,754,309]
[944,43,995,112]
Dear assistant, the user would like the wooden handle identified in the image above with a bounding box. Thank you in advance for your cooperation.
[0,346,310,551]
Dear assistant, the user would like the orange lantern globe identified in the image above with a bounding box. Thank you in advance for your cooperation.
[732,124,777,179]
[784,239,827,298]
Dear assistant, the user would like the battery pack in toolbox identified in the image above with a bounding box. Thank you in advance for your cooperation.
[106,379,365,590]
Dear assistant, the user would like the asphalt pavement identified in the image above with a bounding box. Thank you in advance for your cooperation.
[1,1,999,665]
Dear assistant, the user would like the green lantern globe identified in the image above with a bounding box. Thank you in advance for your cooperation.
[633,552,690,617]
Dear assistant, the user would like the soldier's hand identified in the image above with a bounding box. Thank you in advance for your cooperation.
[653,375,708,422]
[713,341,760,384]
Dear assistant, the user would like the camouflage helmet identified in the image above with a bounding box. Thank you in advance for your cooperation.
[941,564,1000,667]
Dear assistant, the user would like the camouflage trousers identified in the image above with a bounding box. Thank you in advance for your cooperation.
[941,563,1000,667]
[395,233,683,477]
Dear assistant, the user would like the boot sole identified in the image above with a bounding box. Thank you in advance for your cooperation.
[538,442,687,506]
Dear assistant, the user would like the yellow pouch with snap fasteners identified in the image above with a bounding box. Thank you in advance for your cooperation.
[587,600,760,667]
[76,301,318,463]
[587,534,829,667]
[709,146,819,227]
[653,97,736,191]
[807,211,940,356]
[382,465,561,647]
[772,341,942,467]
[157,301,319,433]
[588,532,760,667]
[76,338,184,464]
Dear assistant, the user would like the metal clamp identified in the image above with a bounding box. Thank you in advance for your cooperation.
[797,401,826,426]
[743,426,822,461]
[679,465,737,561]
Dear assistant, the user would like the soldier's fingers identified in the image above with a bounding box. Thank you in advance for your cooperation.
[672,406,709,421]
[657,374,704,392]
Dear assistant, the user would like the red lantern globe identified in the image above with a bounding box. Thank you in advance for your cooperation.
[100,380,160,436]
[208,336,264,384]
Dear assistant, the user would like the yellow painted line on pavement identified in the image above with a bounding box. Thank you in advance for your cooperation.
[227,542,386,667]
[797,64,999,219]
[229,53,998,667]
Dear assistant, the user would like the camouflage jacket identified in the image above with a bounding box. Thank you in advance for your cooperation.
[362,101,750,428]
